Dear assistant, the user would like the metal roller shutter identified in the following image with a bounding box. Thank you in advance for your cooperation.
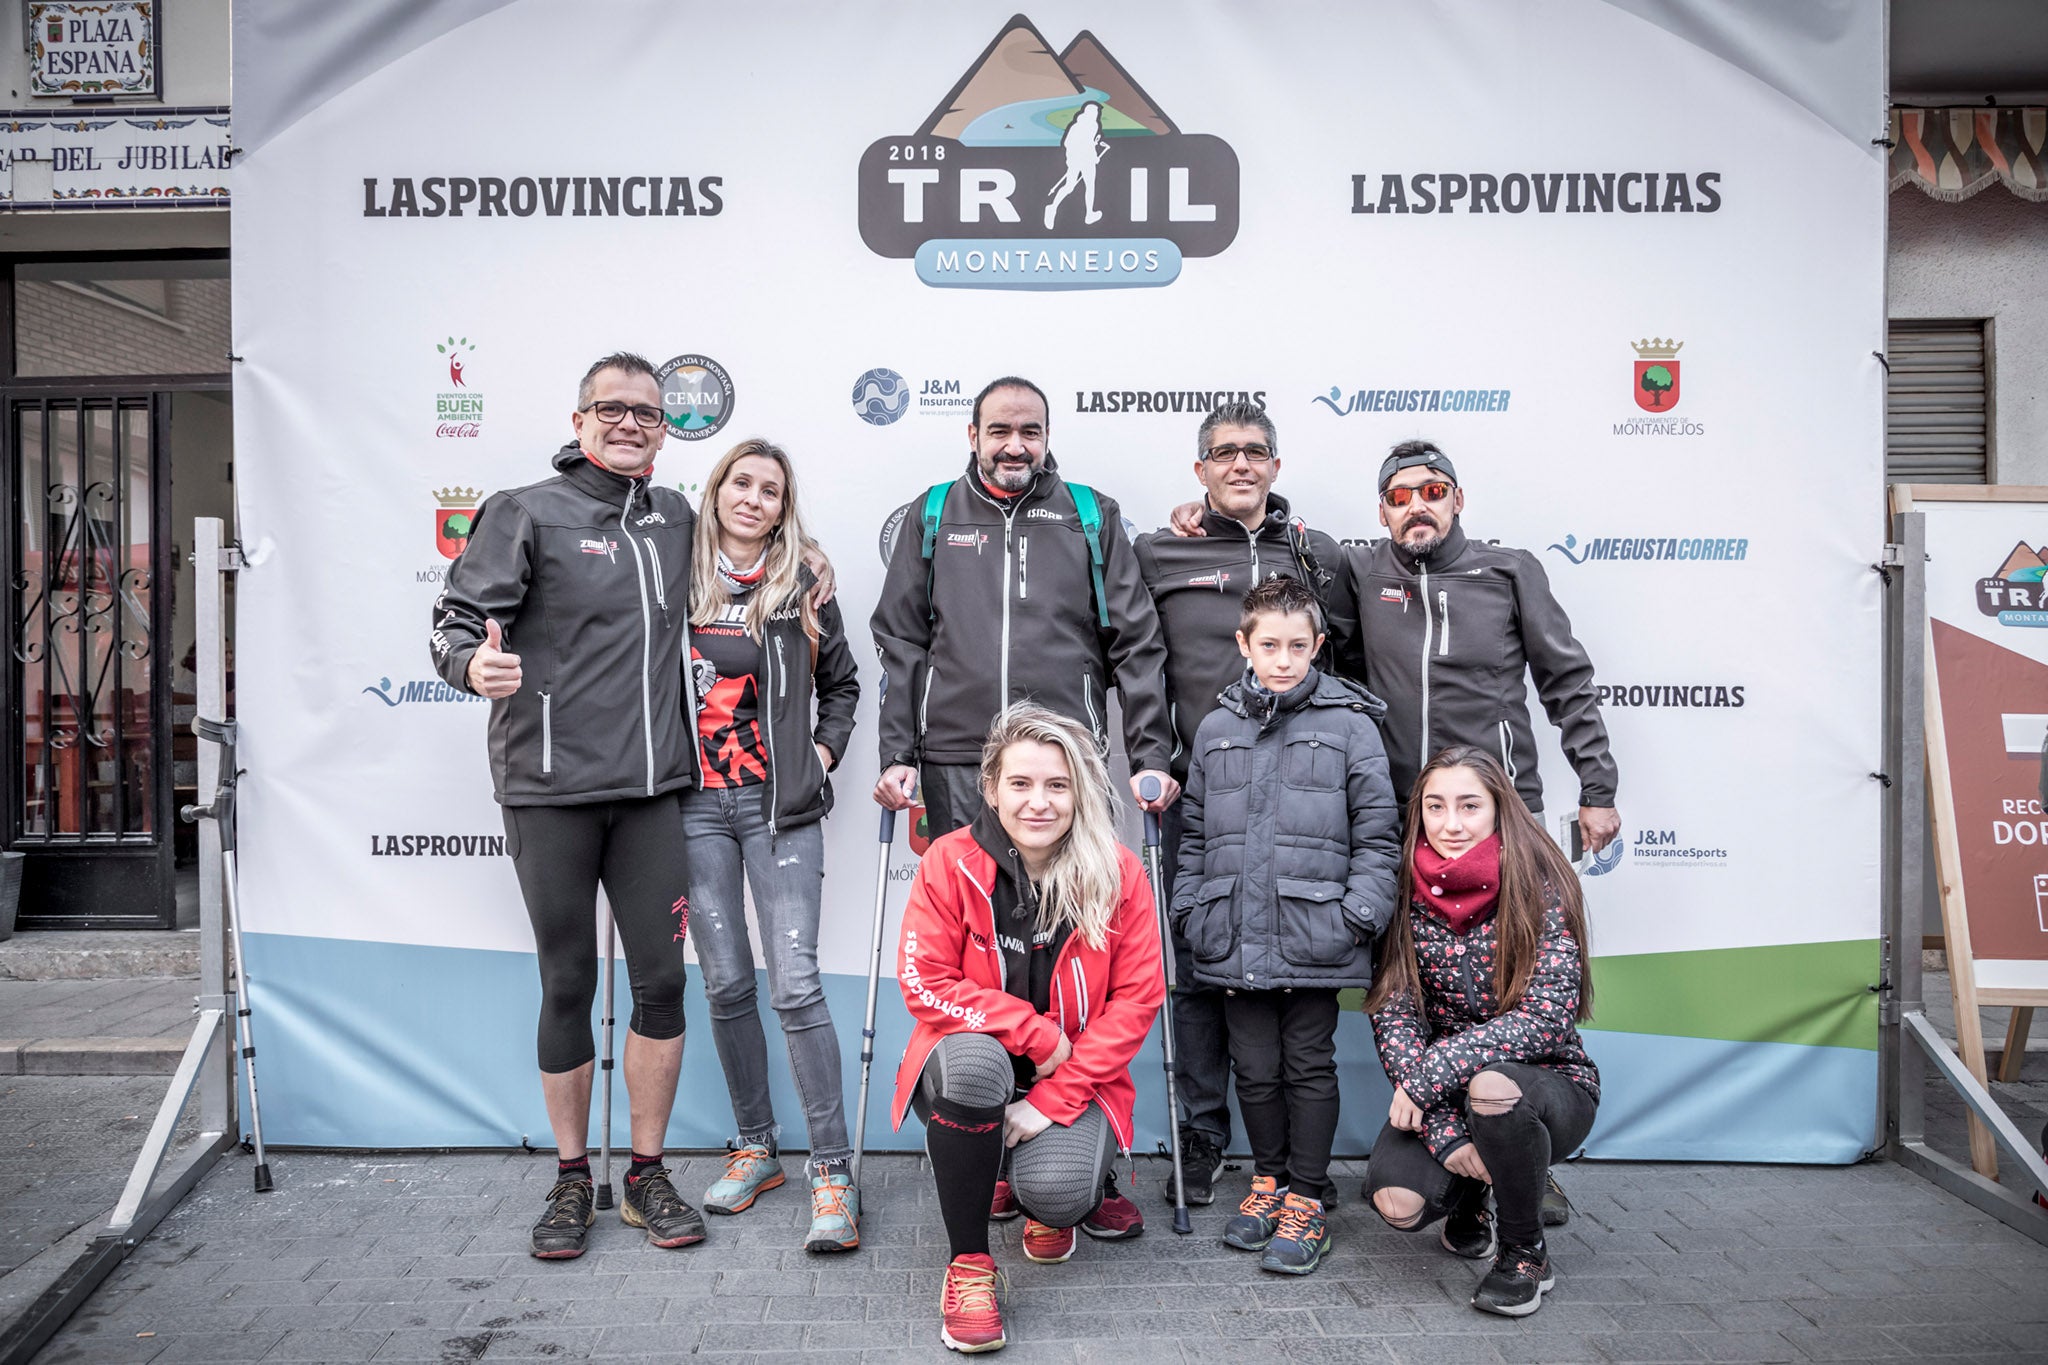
[1887,321,1988,483]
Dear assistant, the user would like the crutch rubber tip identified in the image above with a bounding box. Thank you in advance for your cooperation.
[595,1184,615,1210]
[1172,1209,1192,1235]
[253,1164,274,1193]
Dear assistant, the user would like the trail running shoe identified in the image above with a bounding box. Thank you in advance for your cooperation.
[1441,1190,1498,1260]
[939,1252,1006,1353]
[803,1171,860,1254]
[1260,1192,1331,1275]
[1159,1127,1224,1206]
[989,1177,1021,1221]
[529,1176,594,1259]
[1472,1240,1555,1317]
[1541,1171,1573,1227]
[1223,1175,1286,1250]
[1081,1171,1143,1240]
[1021,1217,1077,1264]
[702,1142,786,1215]
[621,1165,707,1247]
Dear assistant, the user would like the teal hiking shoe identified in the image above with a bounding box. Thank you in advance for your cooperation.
[803,1170,860,1253]
[702,1142,786,1215]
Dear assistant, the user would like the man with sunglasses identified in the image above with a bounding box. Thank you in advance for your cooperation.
[431,351,709,1260]
[1136,399,1359,1208]
[1352,441,1618,859]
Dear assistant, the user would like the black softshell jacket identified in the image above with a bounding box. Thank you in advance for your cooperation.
[1344,522,1616,813]
[431,443,701,805]
[871,456,1172,770]
[1133,493,1360,781]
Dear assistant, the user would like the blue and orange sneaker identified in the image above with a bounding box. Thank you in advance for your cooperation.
[1259,1192,1331,1275]
[1223,1175,1286,1250]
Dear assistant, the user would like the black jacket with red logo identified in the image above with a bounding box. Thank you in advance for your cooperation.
[431,443,700,805]
[1132,493,1358,781]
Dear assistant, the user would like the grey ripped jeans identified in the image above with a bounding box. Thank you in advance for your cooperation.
[679,786,851,1171]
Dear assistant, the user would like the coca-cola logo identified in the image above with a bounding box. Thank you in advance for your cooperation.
[433,334,484,439]
[436,421,481,438]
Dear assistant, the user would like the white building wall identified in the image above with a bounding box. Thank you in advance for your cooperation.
[1887,186,2048,484]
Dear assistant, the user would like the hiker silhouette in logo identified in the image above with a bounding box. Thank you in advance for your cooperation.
[1045,101,1108,229]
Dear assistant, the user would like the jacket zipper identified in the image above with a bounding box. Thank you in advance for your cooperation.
[1018,535,1029,599]
[540,691,553,775]
[1168,702,1182,767]
[1246,520,1261,582]
[1498,720,1517,779]
[1438,589,1450,656]
[764,633,783,835]
[1000,504,1018,705]
[619,483,658,795]
[1418,563,1433,768]
[646,538,668,615]
[1083,675,1102,743]
[920,665,936,737]
[1071,960,1089,1030]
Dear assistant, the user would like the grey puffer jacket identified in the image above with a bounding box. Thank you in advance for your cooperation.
[1169,668,1401,991]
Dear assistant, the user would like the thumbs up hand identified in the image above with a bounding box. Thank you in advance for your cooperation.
[466,619,523,698]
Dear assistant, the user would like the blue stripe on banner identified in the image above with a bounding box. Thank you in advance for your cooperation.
[1577,1029,1877,1164]
[241,933,1874,1163]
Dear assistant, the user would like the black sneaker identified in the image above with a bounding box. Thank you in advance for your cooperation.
[1159,1127,1224,1206]
[1440,1191,1497,1260]
[1472,1240,1554,1317]
[1541,1171,1572,1227]
[621,1165,707,1248]
[530,1176,594,1259]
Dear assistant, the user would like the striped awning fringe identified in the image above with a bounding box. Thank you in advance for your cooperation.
[1890,107,2048,203]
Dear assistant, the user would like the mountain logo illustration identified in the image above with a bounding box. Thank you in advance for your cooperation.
[858,14,1240,291]
[1978,540,2048,626]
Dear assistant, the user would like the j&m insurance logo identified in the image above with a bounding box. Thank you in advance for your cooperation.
[857,14,1240,290]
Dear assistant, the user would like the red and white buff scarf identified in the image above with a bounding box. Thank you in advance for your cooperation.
[1411,831,1502,934]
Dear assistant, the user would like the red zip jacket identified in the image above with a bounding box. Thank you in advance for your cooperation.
[890,826,1165,1150]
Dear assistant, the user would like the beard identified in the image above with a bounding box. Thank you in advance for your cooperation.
[978,451,1040,492]
[1399,516,1446,558]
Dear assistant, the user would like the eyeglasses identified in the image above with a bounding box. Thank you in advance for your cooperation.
[1381,480,1454,507]
[580,400,666,430]
[1205,443,1273,464]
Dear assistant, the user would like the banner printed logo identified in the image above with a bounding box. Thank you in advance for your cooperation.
[852,368,912,426]
[1978,541,2048,627]
[1546,533,1748,565]
[435,336,481,438]
[857,15,1240,291]
[434,486,480,560]
[1631,337,1681,412]
[657,354,734,442]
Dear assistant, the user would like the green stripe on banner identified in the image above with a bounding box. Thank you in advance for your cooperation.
[1586,938,1879,1052]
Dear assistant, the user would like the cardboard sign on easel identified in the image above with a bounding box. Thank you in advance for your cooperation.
[1894,485,2048,1177]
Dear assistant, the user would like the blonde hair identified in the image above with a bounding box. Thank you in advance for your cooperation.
[689,438,818,642]
[977,703,1124,950]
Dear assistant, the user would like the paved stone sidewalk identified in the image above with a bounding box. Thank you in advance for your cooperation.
[28,1145,2048,1364]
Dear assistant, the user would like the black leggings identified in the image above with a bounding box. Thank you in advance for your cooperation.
[502,795,693,1074]
[913,1033,1115,1254]
[1364,1061,1597,1247]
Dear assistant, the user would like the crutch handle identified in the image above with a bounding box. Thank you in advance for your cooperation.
[1138,774,1162,846]
[879,807,896,843]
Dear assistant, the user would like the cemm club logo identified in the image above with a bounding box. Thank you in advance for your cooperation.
[857,14,1240,290]
[657,354,734,442]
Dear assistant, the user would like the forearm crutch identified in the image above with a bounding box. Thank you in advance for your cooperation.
[852,806,897,1187]
[1138,774,1192,1234]
[596,909,619,1210]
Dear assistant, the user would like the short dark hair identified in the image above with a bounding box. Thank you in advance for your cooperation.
[1238,574,1324,638]
[971,375,1050,430]
[1196,399,1275,462]
[577,351,658,409]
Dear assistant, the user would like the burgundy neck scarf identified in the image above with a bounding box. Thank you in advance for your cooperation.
[1411,832,1502,933]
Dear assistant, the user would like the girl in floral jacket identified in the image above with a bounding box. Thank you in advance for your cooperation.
[1364,746,1600,1319]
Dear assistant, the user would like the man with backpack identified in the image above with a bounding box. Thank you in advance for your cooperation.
[871,375,1177,835]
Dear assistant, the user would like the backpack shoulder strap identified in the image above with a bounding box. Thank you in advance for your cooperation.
[918,482,949,559]
[1067,483,1111,629]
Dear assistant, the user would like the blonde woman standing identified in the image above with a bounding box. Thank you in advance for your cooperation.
[680,439,862,1253]
[890,704,1165,1353]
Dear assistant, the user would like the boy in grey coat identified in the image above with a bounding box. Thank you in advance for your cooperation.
[1170,576,1401,1276]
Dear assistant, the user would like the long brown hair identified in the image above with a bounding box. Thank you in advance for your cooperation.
[1363,746,1594,1022]
[689,438,819,643]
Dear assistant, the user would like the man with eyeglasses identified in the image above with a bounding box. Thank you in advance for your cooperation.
[1353,440,1618,858]
[431,351,709,1260]
[1135,398,1359,1208]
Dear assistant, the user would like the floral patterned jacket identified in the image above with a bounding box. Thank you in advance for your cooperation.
[1368,891,1600,1161]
